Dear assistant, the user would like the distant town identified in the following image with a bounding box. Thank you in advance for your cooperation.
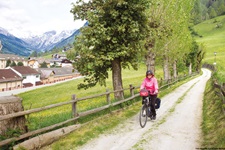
[0,53,80,92]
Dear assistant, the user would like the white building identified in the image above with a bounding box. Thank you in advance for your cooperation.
[9,66,41,87]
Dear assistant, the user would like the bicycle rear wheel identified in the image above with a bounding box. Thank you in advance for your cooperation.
[139,105,148,128]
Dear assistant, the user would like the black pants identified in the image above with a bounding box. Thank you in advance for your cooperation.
[149,95,157,117]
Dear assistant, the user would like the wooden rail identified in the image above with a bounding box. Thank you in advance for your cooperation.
[0,73,198,147]
[213,81,225,114]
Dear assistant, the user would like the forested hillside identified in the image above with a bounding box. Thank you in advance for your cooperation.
[191,0,225,24]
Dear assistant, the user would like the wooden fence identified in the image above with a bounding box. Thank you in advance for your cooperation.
[213,81,225,114]
[0,72,198,147]
[202,63,225,114]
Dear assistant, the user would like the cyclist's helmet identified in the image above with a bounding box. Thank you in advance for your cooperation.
[146,70,154,77]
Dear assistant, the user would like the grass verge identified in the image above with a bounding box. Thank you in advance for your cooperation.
[202,78,225,148]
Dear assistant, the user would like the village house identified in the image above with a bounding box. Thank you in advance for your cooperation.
[38,69,55,84]
[27,57,51,68]
[0,68,23,91]
[0,52,79,92]
[0,54,28,69]
[61,59,73,67]
[49,58,62,67]
[52,53,67,60]
[9,66,42,87]
[50,53,72,67]
[49,58,73,67]
[36,67,80,84]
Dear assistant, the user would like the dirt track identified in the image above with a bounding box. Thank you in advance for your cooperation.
[78,69,211,150]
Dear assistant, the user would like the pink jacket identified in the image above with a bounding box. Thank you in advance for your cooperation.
[140,77,159,95]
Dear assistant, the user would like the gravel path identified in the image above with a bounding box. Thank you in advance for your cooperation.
[78,69,211,150]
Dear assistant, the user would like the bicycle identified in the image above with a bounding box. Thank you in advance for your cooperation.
[139,96,151,128]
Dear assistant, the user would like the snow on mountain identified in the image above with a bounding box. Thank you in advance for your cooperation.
[0,25,82,56]
[0,27,33,56]
[0,27,14,37]
[22,29,76,51]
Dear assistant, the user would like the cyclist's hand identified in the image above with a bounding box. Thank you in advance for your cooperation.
[153,91,158,95]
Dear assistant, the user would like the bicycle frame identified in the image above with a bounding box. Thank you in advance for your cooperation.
[139,96,151,128]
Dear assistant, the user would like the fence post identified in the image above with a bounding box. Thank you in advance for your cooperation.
[160,78,163,87]
[223,83,225,90]
[106,89,110,105]
[129,84,134,97]
[72,94,78,120]
[220,83,225,114]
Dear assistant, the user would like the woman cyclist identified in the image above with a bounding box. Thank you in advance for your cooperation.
[140,70,159,120]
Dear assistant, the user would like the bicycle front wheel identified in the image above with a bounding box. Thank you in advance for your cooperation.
[139,105,148,128]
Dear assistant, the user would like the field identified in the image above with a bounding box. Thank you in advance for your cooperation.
[18,63,149,130]
[194,15,225,82]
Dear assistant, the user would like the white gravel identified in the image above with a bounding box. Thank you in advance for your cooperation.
[78,69,211,150]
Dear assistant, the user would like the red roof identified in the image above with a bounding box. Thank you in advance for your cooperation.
[12,66,40,75]
[0,69,22,82]
[61,59,72,63]
[23,83,33,87]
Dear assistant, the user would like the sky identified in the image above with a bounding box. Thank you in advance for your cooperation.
[0,0,86,38]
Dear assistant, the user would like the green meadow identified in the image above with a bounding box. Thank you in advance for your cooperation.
[18,63,149,131]
[194,15,225,82]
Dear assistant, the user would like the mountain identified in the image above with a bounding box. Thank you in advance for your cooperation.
[53,21,88,49]
[0,27,32,56]
[22,29,76,52]
[0,22,87,56]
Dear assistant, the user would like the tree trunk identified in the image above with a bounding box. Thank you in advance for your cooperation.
[112,58,124,100]
[0,96,27,136]
[14,124,80,150]
[145,51,156,74]
[173,60,177,78]
[163,55,170,81]
[189,63,192,75]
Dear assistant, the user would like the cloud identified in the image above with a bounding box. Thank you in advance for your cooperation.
[0,0,31,35]
[0,0,85,38]
[0,2,10,9]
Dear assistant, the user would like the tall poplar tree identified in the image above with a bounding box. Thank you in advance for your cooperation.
[70,0,149,99]
[145,0,194,80]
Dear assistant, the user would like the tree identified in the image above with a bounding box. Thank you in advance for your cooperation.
[218,4,225,15]
[209,7,217,18]
[191,0,203,24]
[145,0,194,80]
[6,59,11,67]
[70,0,149,99]
[195,44,206,72]
[185,41,205,74]
[10,61,17,67]
[30,51,38,57]
[40,61,48,68]
[190,0,225,24]
[17,62,24,66]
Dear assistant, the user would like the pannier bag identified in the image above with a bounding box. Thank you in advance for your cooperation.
[155,98,161,109]
[140,89,149,97]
